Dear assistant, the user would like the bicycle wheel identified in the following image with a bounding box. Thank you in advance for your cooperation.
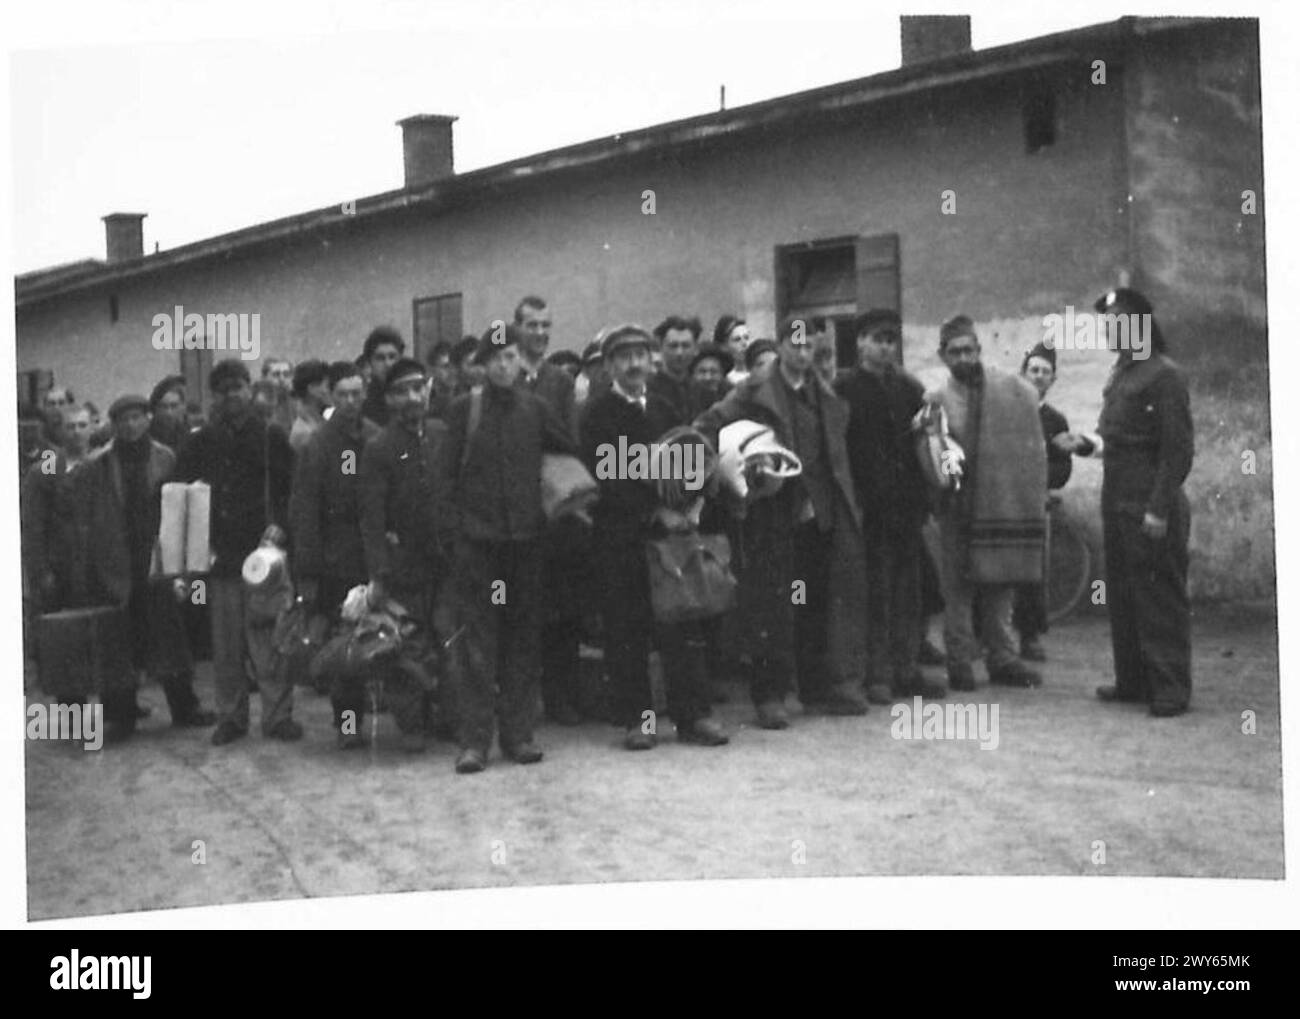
[1046,512,1092,624]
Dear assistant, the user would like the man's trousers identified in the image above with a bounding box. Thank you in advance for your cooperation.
[209,575,294,734]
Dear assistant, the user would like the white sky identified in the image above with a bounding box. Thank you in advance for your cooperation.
[0,0,1131,274]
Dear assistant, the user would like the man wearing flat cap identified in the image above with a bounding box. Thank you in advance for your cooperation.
[82,393,216,741]
[1057,288,1194,716]
[358,356,449,751]
[176,358,297,745]
[582,324,730,750]
[836,309,945,704]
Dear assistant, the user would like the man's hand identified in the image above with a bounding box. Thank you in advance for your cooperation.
[1052,432,1084,453]
[367,578,386,609]
[1141,512,1167,540]
[260,524,287,548]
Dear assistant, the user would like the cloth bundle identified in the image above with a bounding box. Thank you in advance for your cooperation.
[154,481,211,575]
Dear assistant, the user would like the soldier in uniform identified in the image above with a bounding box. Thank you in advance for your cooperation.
[1058,288,1194,716]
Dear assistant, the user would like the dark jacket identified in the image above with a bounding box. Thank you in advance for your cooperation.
[581,387,681,537]
[82,438,175,605]
[647,371,693,426]
[20,453,93,609]
[359,417,447,589]
[1095,353,1194,520]
[289,413,380,584]
[694,364,862,532]
[362,377,390,430]
[437,384,575,543]
[519,361,578,439]
[174,412,292,578]
[1039,401,1073,491]
[835,365,929,536]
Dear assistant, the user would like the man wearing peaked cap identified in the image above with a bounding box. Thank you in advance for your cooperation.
[1058,287,1193,716]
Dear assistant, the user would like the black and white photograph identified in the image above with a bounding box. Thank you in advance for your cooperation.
[3,0,1295,932]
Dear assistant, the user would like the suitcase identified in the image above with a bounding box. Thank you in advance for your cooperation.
[36,606,132,700]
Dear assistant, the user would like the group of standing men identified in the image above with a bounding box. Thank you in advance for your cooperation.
[21,286,1195,770]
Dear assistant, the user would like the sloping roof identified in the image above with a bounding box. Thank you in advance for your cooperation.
[15,15,1221,308]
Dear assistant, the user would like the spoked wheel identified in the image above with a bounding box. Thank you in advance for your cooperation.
[1046,510,1092,624]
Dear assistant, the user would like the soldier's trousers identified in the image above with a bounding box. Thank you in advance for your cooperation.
[445,537,543,753]
[1103,492,1192,709]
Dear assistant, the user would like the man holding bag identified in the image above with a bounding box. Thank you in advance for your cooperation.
[582,324,729,751]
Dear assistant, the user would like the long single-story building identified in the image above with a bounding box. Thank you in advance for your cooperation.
[14,15,1271,599]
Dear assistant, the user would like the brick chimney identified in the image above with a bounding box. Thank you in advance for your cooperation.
[900,15,972,66]
[102,212,146,263]
[398,114,457,189]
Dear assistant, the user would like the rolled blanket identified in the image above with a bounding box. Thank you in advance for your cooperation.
[964,368,1046,583]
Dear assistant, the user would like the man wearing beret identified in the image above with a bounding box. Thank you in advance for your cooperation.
[836,309,946,704]
[79,394,217,741]
[176,359,297,745]
[1057,289,1194,716]
[436,325,577,772]
[583,324,730,749]
[694,314,870,726]
[359,357,448,750]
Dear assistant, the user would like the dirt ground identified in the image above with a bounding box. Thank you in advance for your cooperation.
[25,606,1283,920]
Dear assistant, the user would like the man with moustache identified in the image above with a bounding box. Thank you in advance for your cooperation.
[583,324,729,750]
[437,325,576,772]
[175,359,298,746]
[359,357,447,751]
[694,315,870,727]
[836,310,945,704]
[290,361,380,749]
[923,316,1045,692]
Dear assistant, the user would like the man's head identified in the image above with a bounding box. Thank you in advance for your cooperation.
[714,315,750,361]
[515,296,551,362]
[209,359,253,422]
[327,360,365,426]
[655,316,702,379]
[602,324,653,394]
[1021,343,1057,399]
[939,315,982,384]
[777,315,814,379]
[476,324,524,389]
[250,380,280,421]
[744,339,779,377]
[1093,287,1164,359]
[855,308,902,372]
[62,407,93,454]
[427,341,455,390]
[384,357,429,425]
[150,375,188,426]
[108,394,151,444]
[262,358,293,391]
[43,387,74,413]
[363,326,406,383]
[689,343,734,393]
[546,349,582,380]
[292,359,331,408]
